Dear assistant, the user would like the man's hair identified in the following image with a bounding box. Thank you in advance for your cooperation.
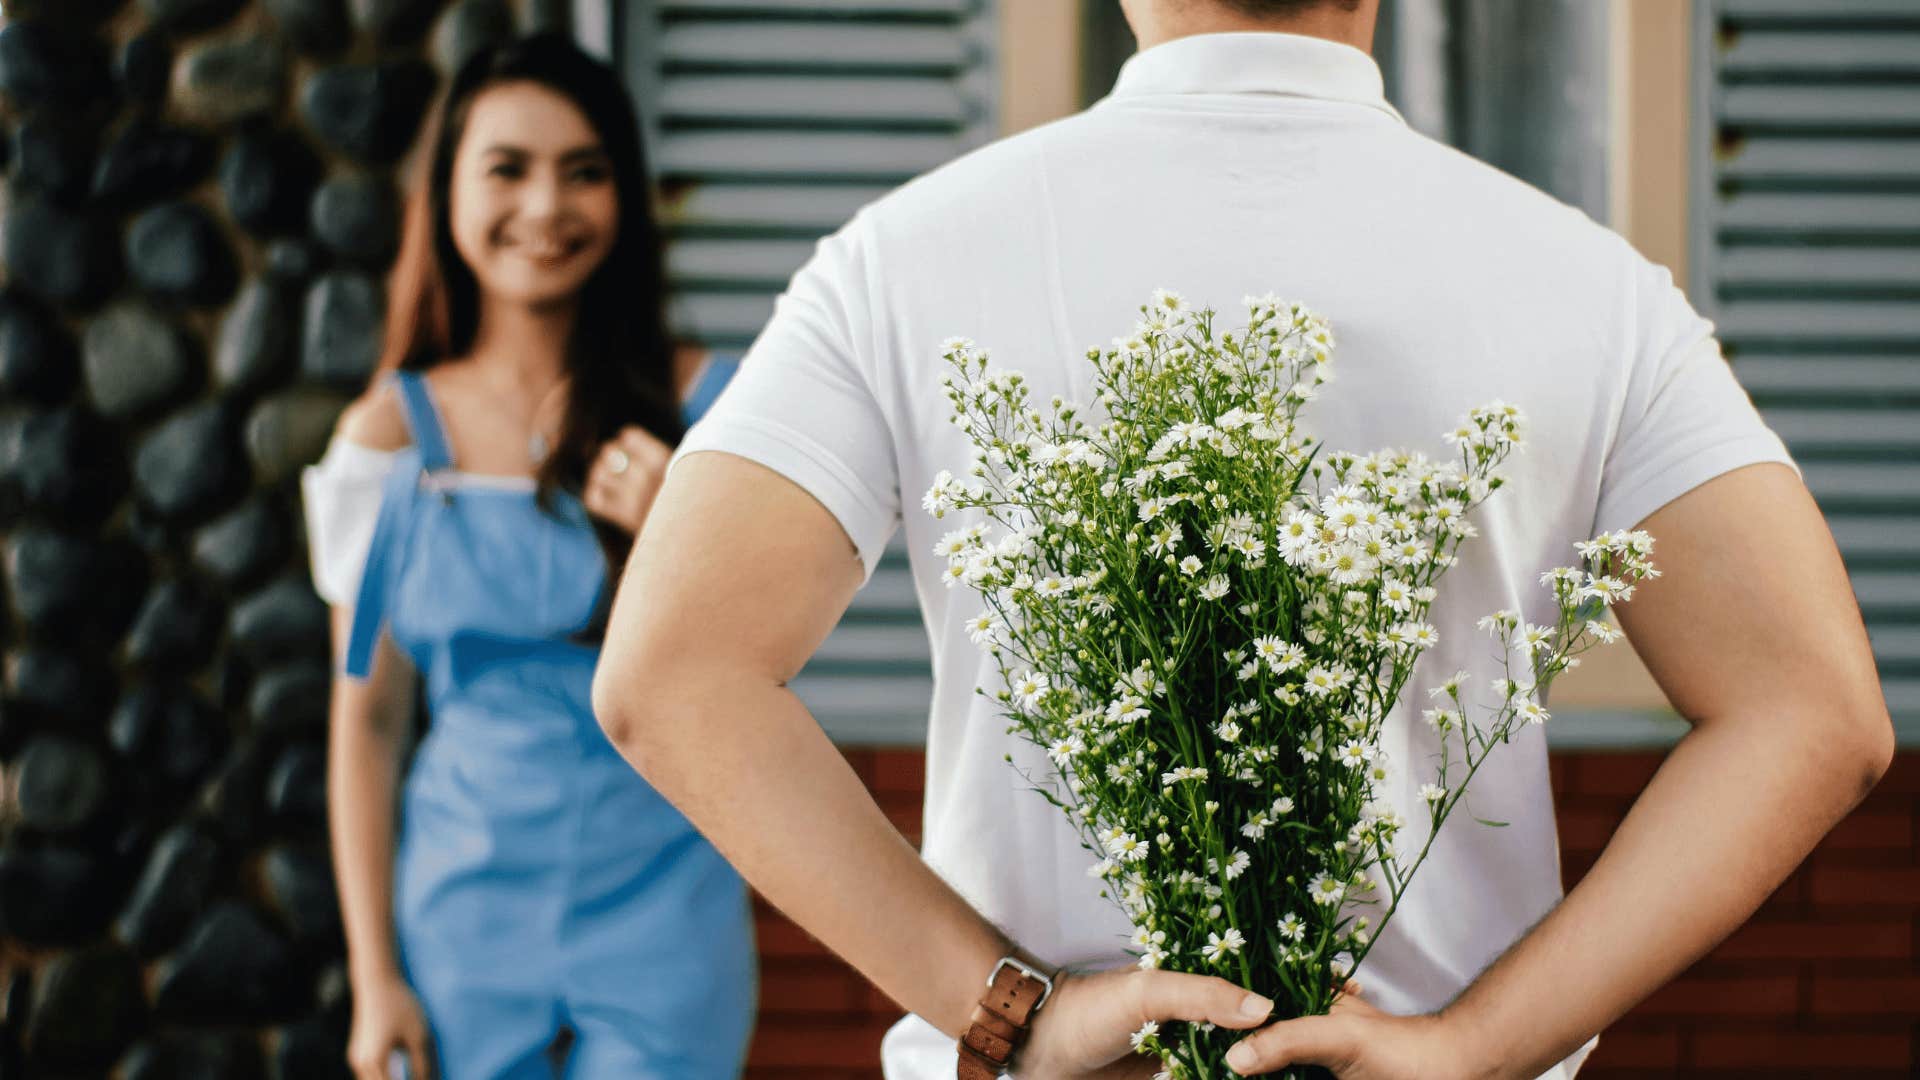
[1212,0,1363,16]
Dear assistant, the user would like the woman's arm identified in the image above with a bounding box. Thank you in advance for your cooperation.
[327,604,416,989]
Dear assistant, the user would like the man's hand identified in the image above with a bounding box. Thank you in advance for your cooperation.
[1216,983,1467,1079]
[1016,969,1463,1080]
[1015,965,1277,1079]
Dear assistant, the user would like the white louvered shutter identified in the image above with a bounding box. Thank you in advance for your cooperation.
[623,0,998,742]
[1691,0,1920,736]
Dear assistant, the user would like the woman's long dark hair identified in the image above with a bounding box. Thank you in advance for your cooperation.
[378,33,683,601]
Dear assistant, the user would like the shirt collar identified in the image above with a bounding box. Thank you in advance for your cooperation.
[1106,31,1406,126]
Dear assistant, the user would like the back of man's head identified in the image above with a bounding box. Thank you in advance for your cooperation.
[1213,0,1363,14]
[1124,0,1375,52]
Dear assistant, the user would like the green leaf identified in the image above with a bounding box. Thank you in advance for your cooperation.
[1470,815,1510,827]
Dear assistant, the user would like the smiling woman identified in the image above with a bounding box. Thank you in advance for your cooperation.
[450,86,620,309]
[299,33,755,1080]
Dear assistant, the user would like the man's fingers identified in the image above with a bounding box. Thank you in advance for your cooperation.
[1134,970,1275,1032]
[1224,1015,1353,1076]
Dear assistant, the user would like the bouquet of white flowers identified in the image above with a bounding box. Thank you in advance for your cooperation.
[925,291,1658,1080]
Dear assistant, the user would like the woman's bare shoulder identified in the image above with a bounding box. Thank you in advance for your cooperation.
[334,379,412,452]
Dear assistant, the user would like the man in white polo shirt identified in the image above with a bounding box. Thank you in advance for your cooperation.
[592,1,1893,1077]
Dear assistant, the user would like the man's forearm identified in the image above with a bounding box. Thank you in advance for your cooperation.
[1437,712,1888,1079]
[598,671,1025,1038]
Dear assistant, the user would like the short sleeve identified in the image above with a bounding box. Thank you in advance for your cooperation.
[300,438,399,607]
[667,212,901,582]
[1592,254,1801,537]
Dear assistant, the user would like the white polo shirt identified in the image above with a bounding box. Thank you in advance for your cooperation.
[671,31,1797,1080]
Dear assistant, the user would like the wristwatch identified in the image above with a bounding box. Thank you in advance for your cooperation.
[956,956,1057,1079]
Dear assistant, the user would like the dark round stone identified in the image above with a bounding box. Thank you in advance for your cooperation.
[8,648,116,726]
[176,35,286,125]
[434,0,514,75]
[83,300,197,419]
[265,743,326,829]
[23,944,145,1072]
[6,970,30,1040]
[15,736,112,833]
[0,289,79,403]
[0,846,118,946]
[299,60,436,165]
[249,663,329,734]
[191,496,291,590]
[154,901,304,1024]
[310,172,396,264]
[265,238,320,281]
[0,23,111,113]
[219,129,321,237]
[247,388,349,486]
[135,400,247,522]
[125,579,223,670]
[301,272,384,387]
[125,498,181,557]
[92,120,213,208]
[0,406,127,527]
[127,201,239,308]
[351,0,445,44]
[262,844,338,947]
[115,822,223,957]
[230,575,329,666]
[107,683,227,795]
[215,280,298,393]
[117,31,172,109]
[2,199,121,310]
[5,527,145,643]
[264,0,351,55]
[140,0,245,32]
[11,118,95,204]
[121,1032,261,1080]
[202,732,273,844]
[271,1012,351,1080]
[2,0,128,23]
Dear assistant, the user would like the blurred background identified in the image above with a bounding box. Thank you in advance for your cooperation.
[0,0,1910,1076]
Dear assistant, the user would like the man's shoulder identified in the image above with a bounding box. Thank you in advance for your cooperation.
[850,111,1098,231]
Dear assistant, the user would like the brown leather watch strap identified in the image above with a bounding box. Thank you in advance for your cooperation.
[956,958,1054,1079]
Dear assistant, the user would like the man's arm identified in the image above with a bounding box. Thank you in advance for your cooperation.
[593,451,1282,1078]
[1225,460,1896,1077]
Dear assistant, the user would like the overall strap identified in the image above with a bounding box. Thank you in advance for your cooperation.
[680,351,740,427]
[393,370,455,472]
[342,458,416,679]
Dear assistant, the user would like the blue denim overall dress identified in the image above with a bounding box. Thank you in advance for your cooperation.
[341,363,753,1078]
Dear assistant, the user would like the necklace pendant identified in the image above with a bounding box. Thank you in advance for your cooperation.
[529,431,550,463]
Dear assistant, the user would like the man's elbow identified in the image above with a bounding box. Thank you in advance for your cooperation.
[1851,703,1897,795]
[591,660,655,757]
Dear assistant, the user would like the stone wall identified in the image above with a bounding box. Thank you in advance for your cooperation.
[0,1,545,1074]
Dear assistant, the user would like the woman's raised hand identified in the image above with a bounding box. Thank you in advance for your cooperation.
[584,425,674,535]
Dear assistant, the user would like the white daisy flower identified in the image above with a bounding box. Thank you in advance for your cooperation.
[1130,1020,1160,1052]
[1276,912,1306,941]
[1308,873,1345,906]
[1202,928,1245,964]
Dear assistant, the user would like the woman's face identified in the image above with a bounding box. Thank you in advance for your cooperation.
[448,80,620,308]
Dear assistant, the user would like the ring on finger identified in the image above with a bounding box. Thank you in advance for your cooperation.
[607,447,631,475]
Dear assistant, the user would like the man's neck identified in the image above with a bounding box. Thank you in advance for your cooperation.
[1130,3,1377,56]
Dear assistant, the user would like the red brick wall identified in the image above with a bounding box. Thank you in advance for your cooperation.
[743,749,1920,1079]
